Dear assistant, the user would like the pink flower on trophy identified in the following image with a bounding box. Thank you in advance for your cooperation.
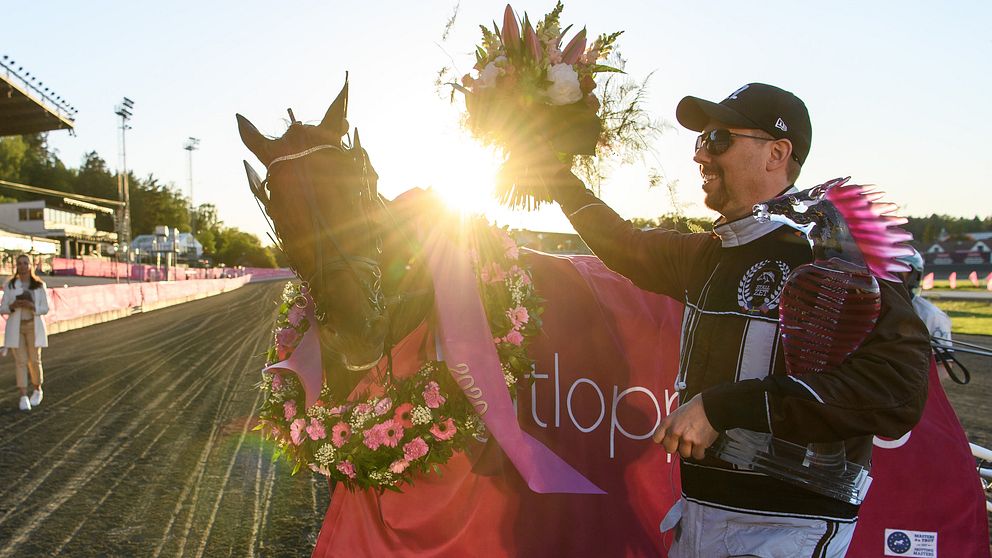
[403,437,429,461]
[287,303,306,327]
[363,425,385,450]
[290,418,308,446]
[394,402,414,429]
[423,381,446,409]
[283,400,297,421]
[270,373,283,391]
[307,419,327,441]
[337,461,356,479]
[374,397,393,416]
[430,418,457,441]
[378,419,405,448]
[276,327,300,350]
[331,423,351,448]
[507,306,529,328]
[504,330,524,346]
[389,459,410,474]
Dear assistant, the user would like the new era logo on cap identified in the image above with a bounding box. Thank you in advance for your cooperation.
[775,118,788,132]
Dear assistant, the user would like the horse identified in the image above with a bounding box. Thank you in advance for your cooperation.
[236,82,989,558]
[237,80,433,401]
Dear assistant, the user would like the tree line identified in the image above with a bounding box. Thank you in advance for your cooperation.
[0,134,280,267]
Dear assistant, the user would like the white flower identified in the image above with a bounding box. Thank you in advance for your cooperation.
[546,63,582,106]
[477,56,506,88]
[412,406,433,426]
[314,443,336,466]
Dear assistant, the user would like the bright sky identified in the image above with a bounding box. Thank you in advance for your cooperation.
[5,1,990,243]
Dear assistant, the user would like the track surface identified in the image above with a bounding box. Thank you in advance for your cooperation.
[0,282,328,557]
[0,282,989,556]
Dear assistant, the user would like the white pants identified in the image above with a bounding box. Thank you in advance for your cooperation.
[664,499,856,558]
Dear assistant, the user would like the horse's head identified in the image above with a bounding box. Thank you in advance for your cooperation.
[752,177,850,232]
[237,79,388,372]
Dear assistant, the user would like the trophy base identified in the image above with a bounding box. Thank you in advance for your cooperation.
[709,429,872,505]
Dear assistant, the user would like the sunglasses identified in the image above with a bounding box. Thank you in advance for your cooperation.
[695,129,801,163]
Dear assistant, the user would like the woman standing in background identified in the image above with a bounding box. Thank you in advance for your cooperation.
[1,254,49,411]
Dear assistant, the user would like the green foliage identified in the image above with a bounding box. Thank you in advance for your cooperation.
[0,132,277,266]
[904,214,992,244]
[931,300,992,336]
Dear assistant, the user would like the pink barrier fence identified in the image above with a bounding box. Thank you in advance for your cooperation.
[49,258,291,282]
[0,276,250,342]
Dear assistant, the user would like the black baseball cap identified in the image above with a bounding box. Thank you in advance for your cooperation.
[676,83,812,165]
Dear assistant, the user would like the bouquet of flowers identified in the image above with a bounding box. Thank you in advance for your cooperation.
[255,221,544,491]
[453,3,623,209]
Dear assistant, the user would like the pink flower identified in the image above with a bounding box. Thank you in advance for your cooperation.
[354,403,372,415]
[403,437,429,461]
[480,262,506,284]
[270,373,283,391]
[331,423,351,448]
[389,459,410,474]
[423,381,446,409]
[504,330,524,346]
[394,402,414,429]
[363,425,385,450]
[287,303,306,327]
[276,327,300,350]
[283,400,297,421]
[509,265,531,286]
[378,419,405,448]
[507,306,529,328]
[328,405,348,416]
[373,397,393,416]
[501,232,520,260]
[430,418,457,441]
[290,418,308,446]
[307,419,326,441]
[309,464,331,476]
[337,461,356,479]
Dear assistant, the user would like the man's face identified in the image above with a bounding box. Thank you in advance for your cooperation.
[694,123,776,220]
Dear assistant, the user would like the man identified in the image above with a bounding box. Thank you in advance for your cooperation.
[541,83,930,556]
[899,249,957,382]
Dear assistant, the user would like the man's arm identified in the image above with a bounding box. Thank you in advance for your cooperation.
[701,279,930,443]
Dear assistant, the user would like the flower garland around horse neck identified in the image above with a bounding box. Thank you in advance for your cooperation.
[255,219,542,491]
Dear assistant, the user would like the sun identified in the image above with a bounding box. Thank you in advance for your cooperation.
[428,144,502,216]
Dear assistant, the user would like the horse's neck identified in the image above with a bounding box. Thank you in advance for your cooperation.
[379,192,435,347]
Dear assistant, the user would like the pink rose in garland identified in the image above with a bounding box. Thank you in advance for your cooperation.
[337,461,356,479]
[423,381,446,409]
[306,419,326,441]
[430,418,457,441]
[389,459,410,474]
[403,437,429,461]
[504,329,525,346]
[283,400,297,421]
[331,423,351,448]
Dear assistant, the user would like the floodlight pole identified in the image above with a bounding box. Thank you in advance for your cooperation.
[114,97,134,263]
[184,137,200,234]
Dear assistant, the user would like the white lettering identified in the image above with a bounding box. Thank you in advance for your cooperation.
[610,386,662,459]
[530,370,549,428]
[567,378,605,433]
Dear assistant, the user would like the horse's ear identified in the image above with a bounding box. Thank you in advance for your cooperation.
[319,76,350,137]
[236,114,275,166]
[352,127,362,154]
[243,160,268,207]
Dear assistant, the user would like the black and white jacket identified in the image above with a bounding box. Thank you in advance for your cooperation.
[557,186,930,521]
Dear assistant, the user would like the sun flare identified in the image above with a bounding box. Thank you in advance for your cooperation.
[428,145,502,216]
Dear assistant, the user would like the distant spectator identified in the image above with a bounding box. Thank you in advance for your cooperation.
[898,249,955,382]
[1,254,50,411]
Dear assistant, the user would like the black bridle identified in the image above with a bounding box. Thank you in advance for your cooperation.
[263,137,387,334]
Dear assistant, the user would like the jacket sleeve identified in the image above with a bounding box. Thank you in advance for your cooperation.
[0,286,14,316]
[702,279,930,443]
[554,172,715,299]
[34,286,49,316]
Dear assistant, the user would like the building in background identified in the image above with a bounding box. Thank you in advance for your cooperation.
[0,200,116,258]
[131,226,202,265]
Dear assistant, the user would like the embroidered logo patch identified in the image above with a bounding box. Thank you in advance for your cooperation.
[884,528,937,556]
[737,260,790,314]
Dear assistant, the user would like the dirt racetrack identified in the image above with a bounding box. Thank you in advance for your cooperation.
[0,281,989,556]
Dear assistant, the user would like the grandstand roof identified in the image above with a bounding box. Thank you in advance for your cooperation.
[0,58,75,137]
